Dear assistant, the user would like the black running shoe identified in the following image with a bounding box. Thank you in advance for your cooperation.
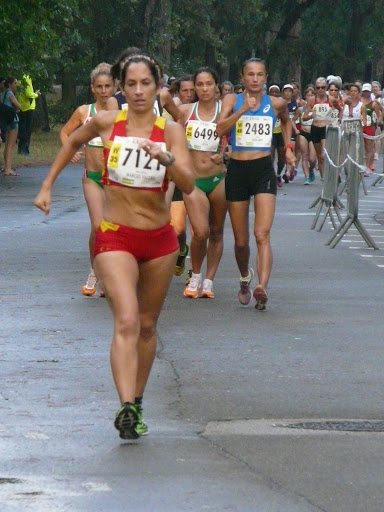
[114,402,139,440]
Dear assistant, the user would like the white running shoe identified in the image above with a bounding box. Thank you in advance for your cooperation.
[238,268,254,305]
[184,273,202,298]
[200,279,214,298]
[82,271,97,296]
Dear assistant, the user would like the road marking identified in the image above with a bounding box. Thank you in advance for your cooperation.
[81,482,112,492]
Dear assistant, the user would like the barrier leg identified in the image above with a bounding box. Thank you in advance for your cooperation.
[328,216,355,248]
[309,194,321,209]
[317,204,332,232]
[335,197,344,209]
[359,173,368,196]
[334,203,344,223]
[354,219,379,249]
[372,174,384,186]
[326,219,346,245]
[327,208,339,231]
[311,201,324,230]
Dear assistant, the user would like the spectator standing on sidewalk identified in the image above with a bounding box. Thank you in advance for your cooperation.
[17,74,40,156]
[1,77,21,176]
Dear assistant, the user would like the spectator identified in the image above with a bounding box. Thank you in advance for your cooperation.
[0,77,21,176]
[17,73,40,156]
[0,77,6,143]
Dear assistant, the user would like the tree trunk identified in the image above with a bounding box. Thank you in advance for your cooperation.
[288,19,301,85]
[205,42,216,69]
[155,0,172,70]
[61,69,77,106]
[33,93,50,132]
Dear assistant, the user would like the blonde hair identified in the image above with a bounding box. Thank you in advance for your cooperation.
[90,62,112,84]
[315,76,327,86]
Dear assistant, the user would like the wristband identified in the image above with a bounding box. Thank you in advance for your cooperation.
[161,151,175,167]
[284,144,294,151]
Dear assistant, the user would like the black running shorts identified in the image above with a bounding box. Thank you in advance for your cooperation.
[225,156,277,201]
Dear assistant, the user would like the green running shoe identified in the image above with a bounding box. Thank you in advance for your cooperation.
[174,244,189,276]
[114,402,139,440]
[134,403,149,436]
[185,269,192,285]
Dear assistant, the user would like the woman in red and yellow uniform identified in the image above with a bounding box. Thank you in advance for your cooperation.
[34,54,194,441]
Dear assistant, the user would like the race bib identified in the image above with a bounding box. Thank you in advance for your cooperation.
[185,120,220,152]
[313,104,330,119]
[235,116,273,148]
[107,136,166,188]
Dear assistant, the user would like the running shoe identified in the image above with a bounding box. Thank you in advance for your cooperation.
[185,269,192,285]
[134,403,149,436]
[184,273,202,298]
[82,272,97,296]
[253,285,268,311]
[99,290,106,298]
[289,172,294,181]
[374,152,379,160]
[304,177,311,185]
[369,164,375,171]
[282,173,290,184]
[276,176,283,188]
[174,244,189,276]
[309,170,315,182]
[238,268,254,305]
[200,279,215,299]
[114,402,139,440]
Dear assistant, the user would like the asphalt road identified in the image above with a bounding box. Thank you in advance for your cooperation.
[1,163,384,511]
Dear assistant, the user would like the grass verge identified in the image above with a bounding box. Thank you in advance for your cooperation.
[10,124,63,169]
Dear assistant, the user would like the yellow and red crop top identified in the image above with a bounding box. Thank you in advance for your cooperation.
[102,111,169,192]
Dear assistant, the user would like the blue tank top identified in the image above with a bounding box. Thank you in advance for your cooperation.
[229,94,277,152]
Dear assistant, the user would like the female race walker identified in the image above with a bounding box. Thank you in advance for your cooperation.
[179,67,227,299]
[60,63,114,297]
[216,58,295,311]
[35,54,194,440]
[302,77,341,180]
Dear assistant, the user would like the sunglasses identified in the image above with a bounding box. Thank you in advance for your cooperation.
[316,86,326,89]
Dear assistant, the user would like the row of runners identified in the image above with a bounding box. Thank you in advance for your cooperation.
[269,77,384,186]
[33,48,379,440]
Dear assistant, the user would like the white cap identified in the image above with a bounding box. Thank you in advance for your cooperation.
[362,83,372,92]
[283,84,293,90]
[327,75,336,84]
[269,85,280,92]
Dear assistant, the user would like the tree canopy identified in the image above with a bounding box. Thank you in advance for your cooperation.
[2,0,384,100]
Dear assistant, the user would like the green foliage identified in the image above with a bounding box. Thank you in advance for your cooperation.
[2,0,384,100]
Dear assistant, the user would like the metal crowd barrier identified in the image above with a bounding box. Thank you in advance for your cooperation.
[326,121,378,249]
[310,126,344,231]
[339,119,368,196]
